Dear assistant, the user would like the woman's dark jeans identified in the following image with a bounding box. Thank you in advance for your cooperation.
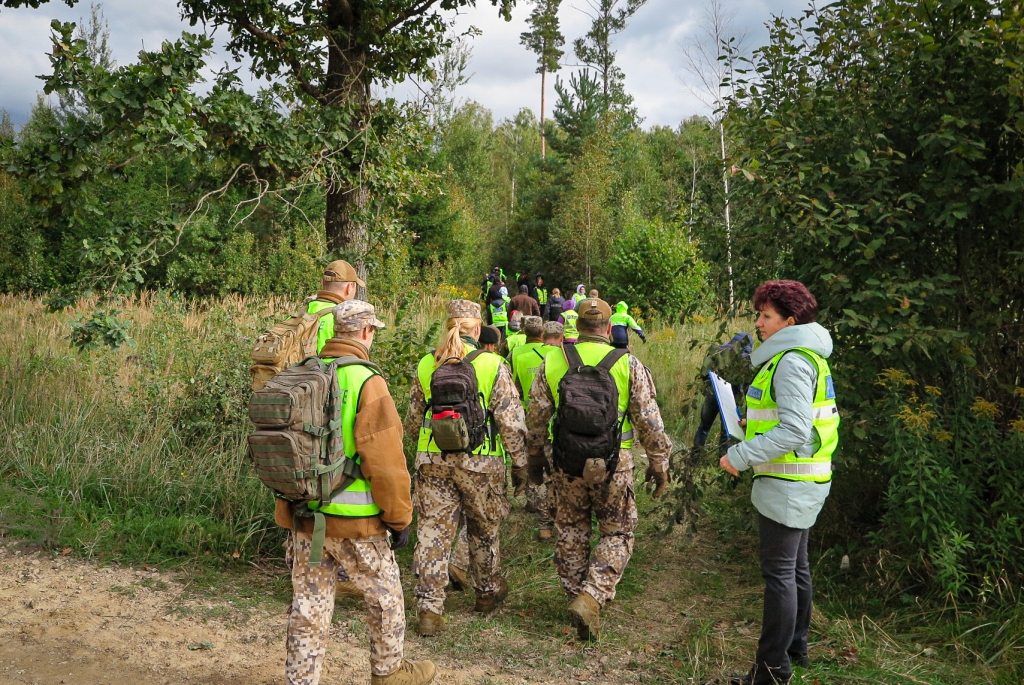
[751,514,812,685]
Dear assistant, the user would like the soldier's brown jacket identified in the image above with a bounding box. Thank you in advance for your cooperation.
[275,338,413,539]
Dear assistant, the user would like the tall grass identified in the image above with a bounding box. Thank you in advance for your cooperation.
[0,291,723,565]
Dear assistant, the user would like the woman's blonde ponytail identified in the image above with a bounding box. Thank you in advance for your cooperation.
[434,317,477,366]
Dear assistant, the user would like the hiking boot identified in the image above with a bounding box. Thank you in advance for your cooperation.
[524,499,538,513]
[473,577,509,613]
[537,527,553,541]
[416,610,445,637]
[371,659,437,685]
[567,591,601,641]
[448,564,468,592]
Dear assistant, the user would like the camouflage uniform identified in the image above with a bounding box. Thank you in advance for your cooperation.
[527,351,672,604]
[404,353,527,615]
[285,531,405,682]
[450,514,470,575]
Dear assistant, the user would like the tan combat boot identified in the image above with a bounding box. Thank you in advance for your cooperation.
[416,610,445,637]
[567,591,601,641]
[448,564,468,592]
[370,659,437,685]
[473,576,509,613]
[537,527,553,541]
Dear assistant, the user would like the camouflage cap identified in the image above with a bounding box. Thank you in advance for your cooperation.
[578,298,613,320]
[447,299,481,320]
[544,321,564,336]
[323,260,366,287]
[334,300,386,332]
[523,316,544,334]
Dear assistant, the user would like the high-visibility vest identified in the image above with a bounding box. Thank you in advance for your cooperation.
[415,346,505,457]
[490,297,511,326]
[506,332,526,356]
[543,341,635,448]
[536,287,548,305]
[511,342,553,407]
[562,310,579,339]
[745,347,839,483]
[307,300,336,354]
[572,293,586,305]
[309,360,383,518]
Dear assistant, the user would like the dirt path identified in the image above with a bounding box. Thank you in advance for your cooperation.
[0,543,513,685]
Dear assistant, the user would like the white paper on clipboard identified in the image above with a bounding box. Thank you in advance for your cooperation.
[708,371,745,441]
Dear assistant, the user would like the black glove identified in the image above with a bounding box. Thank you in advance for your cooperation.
[388,526,410,550]
[638,331,648,344]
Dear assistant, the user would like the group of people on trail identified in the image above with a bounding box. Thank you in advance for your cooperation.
[480,266,647,350]
[248,261,840,685]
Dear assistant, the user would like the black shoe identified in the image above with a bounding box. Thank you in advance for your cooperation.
[789,653,809,669]
[728,675,751,685]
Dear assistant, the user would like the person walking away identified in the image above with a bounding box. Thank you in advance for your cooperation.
[560,300,580,344]
[533,273,549,319]
[277,301,435,685]
[404,300,527,636]
[511,284,541,318]
[503,311,527,357]
[609,302,647,350]
[719,281,839,685]
[692,332,754,459]
[510,317,558,540]
[525,298,673,641]
[588,289,599,299]
[306,260,364,353]
[489,290,511,339]
[572,284,587,306]
[443,323,502,595]
[547,288,565,321]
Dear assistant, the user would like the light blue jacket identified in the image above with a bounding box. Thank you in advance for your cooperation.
[726,322,834,529]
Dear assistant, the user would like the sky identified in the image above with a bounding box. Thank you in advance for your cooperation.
[0,0,810,130]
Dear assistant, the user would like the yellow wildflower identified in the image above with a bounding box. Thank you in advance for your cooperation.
[1010,418,1024,433]
[1015,387,1024,398]
[971,398,1001,419]
[924,386,942,396]
[933,430,953,443]
[896,404,937,433]
[877,368,917,388]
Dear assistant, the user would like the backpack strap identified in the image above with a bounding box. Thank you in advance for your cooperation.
[314,307,335,319]
[597,348,628,372]
[464,349,485,364]
[563,343,584,369]
[332,354,382,375]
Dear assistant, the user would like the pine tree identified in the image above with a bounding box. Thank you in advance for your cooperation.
[519,0,563,158]
[571,0,647,105]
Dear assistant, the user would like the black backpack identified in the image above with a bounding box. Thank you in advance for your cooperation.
[552,345,629,478]
[429,350,494,455]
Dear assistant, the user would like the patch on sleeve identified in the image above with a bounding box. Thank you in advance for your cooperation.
[747,386,763,401]
[825,375,836,400]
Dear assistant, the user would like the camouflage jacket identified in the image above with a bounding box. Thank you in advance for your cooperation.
[526,353,673,474]
[404,360,527,474]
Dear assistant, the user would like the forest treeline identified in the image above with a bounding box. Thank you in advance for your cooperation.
[3,0,1024,602]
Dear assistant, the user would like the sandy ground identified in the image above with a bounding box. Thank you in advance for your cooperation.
[0,543,518,685]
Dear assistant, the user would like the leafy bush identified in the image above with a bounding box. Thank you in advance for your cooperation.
[604,212,710,320]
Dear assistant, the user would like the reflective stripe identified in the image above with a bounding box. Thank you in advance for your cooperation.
[747,408,779,421]
[752,462,832,476]
[329,489,375,506]
[620,430,634,442]
[747,406,838,422]
[813,405,839,420]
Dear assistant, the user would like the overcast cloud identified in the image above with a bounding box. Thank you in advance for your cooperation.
[0,0,810,130]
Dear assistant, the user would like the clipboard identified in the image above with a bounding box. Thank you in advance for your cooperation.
[708,371,745,441]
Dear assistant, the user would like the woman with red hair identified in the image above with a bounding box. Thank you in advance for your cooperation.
[721,280,840,685]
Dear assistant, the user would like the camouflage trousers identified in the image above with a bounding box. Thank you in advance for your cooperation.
[551,464,638,605]
[414,463,510,614]
[450,515,470,572]
[285,531,406,682]
[526,477,554,530]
